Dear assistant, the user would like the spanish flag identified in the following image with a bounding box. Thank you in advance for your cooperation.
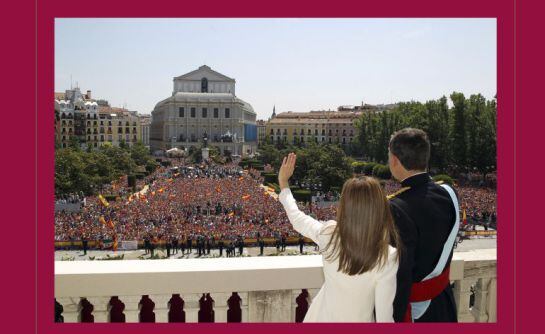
[242,195,250,200]
[462,209,467,226]
[99,216,107,226]
[108,220,115,229]
[98,194,109,207]
[112,235,118,252]
[228,212,235,217]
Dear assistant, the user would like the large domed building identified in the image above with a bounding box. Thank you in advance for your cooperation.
[150,65,257,157]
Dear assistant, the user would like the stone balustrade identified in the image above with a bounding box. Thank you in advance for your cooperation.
[55,249,496,323]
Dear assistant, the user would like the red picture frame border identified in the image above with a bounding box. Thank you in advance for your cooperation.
[3,0,530,333]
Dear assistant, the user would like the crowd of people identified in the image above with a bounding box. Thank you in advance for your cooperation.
[54,160,496,249]
[54,161,329,247]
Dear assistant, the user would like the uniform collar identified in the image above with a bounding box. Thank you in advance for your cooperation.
[400,172,431,188]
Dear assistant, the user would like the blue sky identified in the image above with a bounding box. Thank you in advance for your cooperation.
[55,18,496,119]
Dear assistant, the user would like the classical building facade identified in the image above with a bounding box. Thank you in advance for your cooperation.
[139,114,151,147]
[150,65,257,156]
[265,109,362,146]
[256,119,267,145]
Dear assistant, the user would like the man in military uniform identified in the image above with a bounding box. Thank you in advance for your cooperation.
[388,128,458,322]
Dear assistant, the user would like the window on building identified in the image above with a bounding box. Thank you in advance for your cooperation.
[202,108,207,118]
[201,77,208,93]
[179,107,184,117]
[315,129,318,135]
[322,129,325,135]
[329,130,332,136]
[308,129,311,135]
[214,108,219,118]
[191,108,196,118]
[225,108,230,118]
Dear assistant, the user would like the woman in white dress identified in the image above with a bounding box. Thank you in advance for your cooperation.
[278,153,401,322]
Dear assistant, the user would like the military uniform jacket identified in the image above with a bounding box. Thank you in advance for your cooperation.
[389,173,458,322]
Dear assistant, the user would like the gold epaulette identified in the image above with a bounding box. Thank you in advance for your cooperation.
[387,186,411,200]
[435,180,444,185]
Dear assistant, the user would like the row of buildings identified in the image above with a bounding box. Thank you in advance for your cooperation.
[55,65,395,156]
[258,104,396,147]
[54,88,150,149]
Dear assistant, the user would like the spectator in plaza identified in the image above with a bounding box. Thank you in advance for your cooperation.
[299,235,304,254]
[277,153,400,322]
[259,237,265,256]
[218,238,224,257]
[81,234,88,256]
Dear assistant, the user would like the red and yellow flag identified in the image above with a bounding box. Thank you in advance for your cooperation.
[99,216,107,226]
[242,194,250,200]
[98,194,109,207]
[462,209,467,225]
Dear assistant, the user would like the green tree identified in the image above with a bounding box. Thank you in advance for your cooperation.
[450,92,468,168]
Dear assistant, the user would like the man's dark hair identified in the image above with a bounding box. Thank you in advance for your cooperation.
[389,128,430,171]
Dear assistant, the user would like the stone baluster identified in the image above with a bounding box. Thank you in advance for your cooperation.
[211,292,230,323]
[149,294,174,323]
[239,292,249,322]
[117,295,141,322]
[453,279,476,322]
[183,293,202,322]
[56,297,80,322]
[86,297,110,323]
[471,277,491,322]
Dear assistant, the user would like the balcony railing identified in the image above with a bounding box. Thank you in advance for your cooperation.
[54,249,496,323]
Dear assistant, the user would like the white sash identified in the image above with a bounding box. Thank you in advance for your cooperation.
[410,184,460,320]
